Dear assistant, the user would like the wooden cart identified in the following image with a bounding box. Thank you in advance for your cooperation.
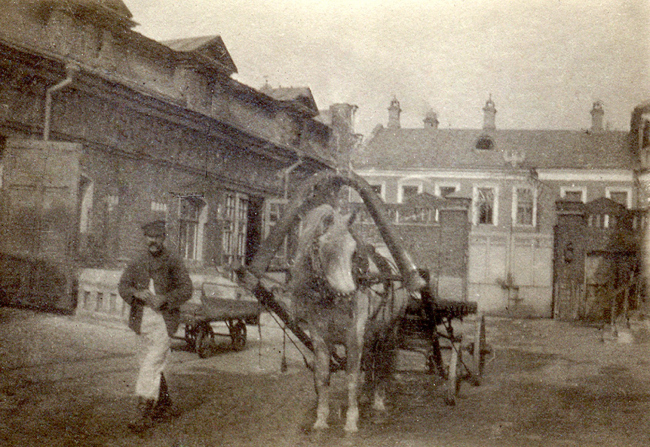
[239,170,489,404]
[180,277,260,358]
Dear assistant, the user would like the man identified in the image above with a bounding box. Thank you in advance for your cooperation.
[118,219,193,431]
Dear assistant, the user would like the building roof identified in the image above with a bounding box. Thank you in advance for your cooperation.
[353,127,633,171]
[43,0,135,26]
[163,35,237,76]
[258,85,319,117]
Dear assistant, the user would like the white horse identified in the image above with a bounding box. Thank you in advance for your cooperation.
[289,204,408,433]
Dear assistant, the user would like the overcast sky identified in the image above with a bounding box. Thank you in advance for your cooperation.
[124,0,649,137]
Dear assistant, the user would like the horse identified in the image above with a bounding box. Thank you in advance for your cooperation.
[288,204,408,433]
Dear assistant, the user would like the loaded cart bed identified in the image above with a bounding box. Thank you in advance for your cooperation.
[179,276,260,358]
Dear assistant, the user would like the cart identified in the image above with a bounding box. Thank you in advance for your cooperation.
[400,291,488,405]
[238,170,489,405]
[180,276,260,358]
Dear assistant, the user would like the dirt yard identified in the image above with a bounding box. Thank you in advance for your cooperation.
[1,307,650,447]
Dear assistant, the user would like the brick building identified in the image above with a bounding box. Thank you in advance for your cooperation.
[0,1,353,318]
[353,97,641,317]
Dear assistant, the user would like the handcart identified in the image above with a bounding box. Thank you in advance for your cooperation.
[400,288,488,405]
[180,276,260,358]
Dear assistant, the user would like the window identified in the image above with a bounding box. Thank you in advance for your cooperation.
[222,192,248,265]
[475,187,496,225]
[561,187,586,202]
[179,196,206,261]
[475,135,494,150]
[264,199,289,265]
[399,184,420,203]
[606,188,631,208]
[514,187,535,226]
[78,175,94,234]
[438,186,457,197]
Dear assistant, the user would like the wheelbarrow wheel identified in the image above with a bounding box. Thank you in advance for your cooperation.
[472,314,487,380]
[444,342,462,406]
[195,323,214,358]
[229,320,247,351]
[184,323,197,349]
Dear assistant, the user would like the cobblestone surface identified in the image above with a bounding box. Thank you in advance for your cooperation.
[1,307,650,446]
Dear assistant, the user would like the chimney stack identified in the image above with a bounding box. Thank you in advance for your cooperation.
[590,100,604,133]
[483,95,497,130]
[423,109,439,129]
[387,96,401,129]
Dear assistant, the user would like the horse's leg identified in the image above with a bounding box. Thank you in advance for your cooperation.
[372,328,397,412]
[312,334,331,430]
[344,307,367,433]
[344,336,362,433]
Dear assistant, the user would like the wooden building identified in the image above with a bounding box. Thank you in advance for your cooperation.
[0,1,352,319]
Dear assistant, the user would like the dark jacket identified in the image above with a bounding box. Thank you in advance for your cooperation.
[118,247,193,336]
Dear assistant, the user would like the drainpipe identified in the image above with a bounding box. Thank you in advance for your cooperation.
[278,158,303,199]
[43,64,79,141]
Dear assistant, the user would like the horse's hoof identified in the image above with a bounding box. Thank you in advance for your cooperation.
[343,424,359,433]
[313,421,329,431]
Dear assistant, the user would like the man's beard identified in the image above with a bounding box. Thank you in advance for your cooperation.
[148,243,163,255]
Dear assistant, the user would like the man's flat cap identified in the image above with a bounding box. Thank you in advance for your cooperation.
[141,219,166,237]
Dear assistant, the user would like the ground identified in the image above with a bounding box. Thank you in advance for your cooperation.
[1,306,650,447]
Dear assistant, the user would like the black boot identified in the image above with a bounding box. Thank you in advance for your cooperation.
[152,374,180,420]
[128,397,155,432]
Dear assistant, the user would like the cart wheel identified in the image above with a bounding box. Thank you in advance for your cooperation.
[472,314,487,380]
[230,320,247,351]
[427,327,446,378]
[184,324,197,349]
[444,342,462,406]
[195,323,214,358]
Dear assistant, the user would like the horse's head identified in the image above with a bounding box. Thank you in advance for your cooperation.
[302,204,358,296]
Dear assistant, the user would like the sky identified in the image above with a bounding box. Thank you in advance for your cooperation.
[123,0,650,138]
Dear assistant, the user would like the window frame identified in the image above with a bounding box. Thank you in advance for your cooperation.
[178,195,207,262]
[221,191,248,266]
[512,186,537,227]
[560,186,587,203]
[435,182,460,198]
[473,185,498,226]
[398,182,422,203]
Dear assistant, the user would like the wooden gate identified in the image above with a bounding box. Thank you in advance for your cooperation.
[0,139,81,311]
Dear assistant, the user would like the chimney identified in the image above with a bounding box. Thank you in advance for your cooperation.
[387,96,401,129]
[330,103,358,135]
[482,95,497,130]
[590,100,604,133]
[329,103,359,171]
[423,109,439,129]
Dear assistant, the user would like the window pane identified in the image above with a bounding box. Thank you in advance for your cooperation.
[564,190,583,202]
[401,185,419,202]
[516,188,534,226]
[179,197,202,260]
[439,186,456,197]
[477,188,494,224]
[609,191,628,207]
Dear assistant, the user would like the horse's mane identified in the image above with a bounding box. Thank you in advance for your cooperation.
[288,204,336,293]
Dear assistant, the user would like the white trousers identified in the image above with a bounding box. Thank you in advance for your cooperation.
[135,306,170,401]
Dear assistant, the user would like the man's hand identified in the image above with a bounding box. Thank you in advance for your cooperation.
[133,290,155,304]
[146,294,167,311]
